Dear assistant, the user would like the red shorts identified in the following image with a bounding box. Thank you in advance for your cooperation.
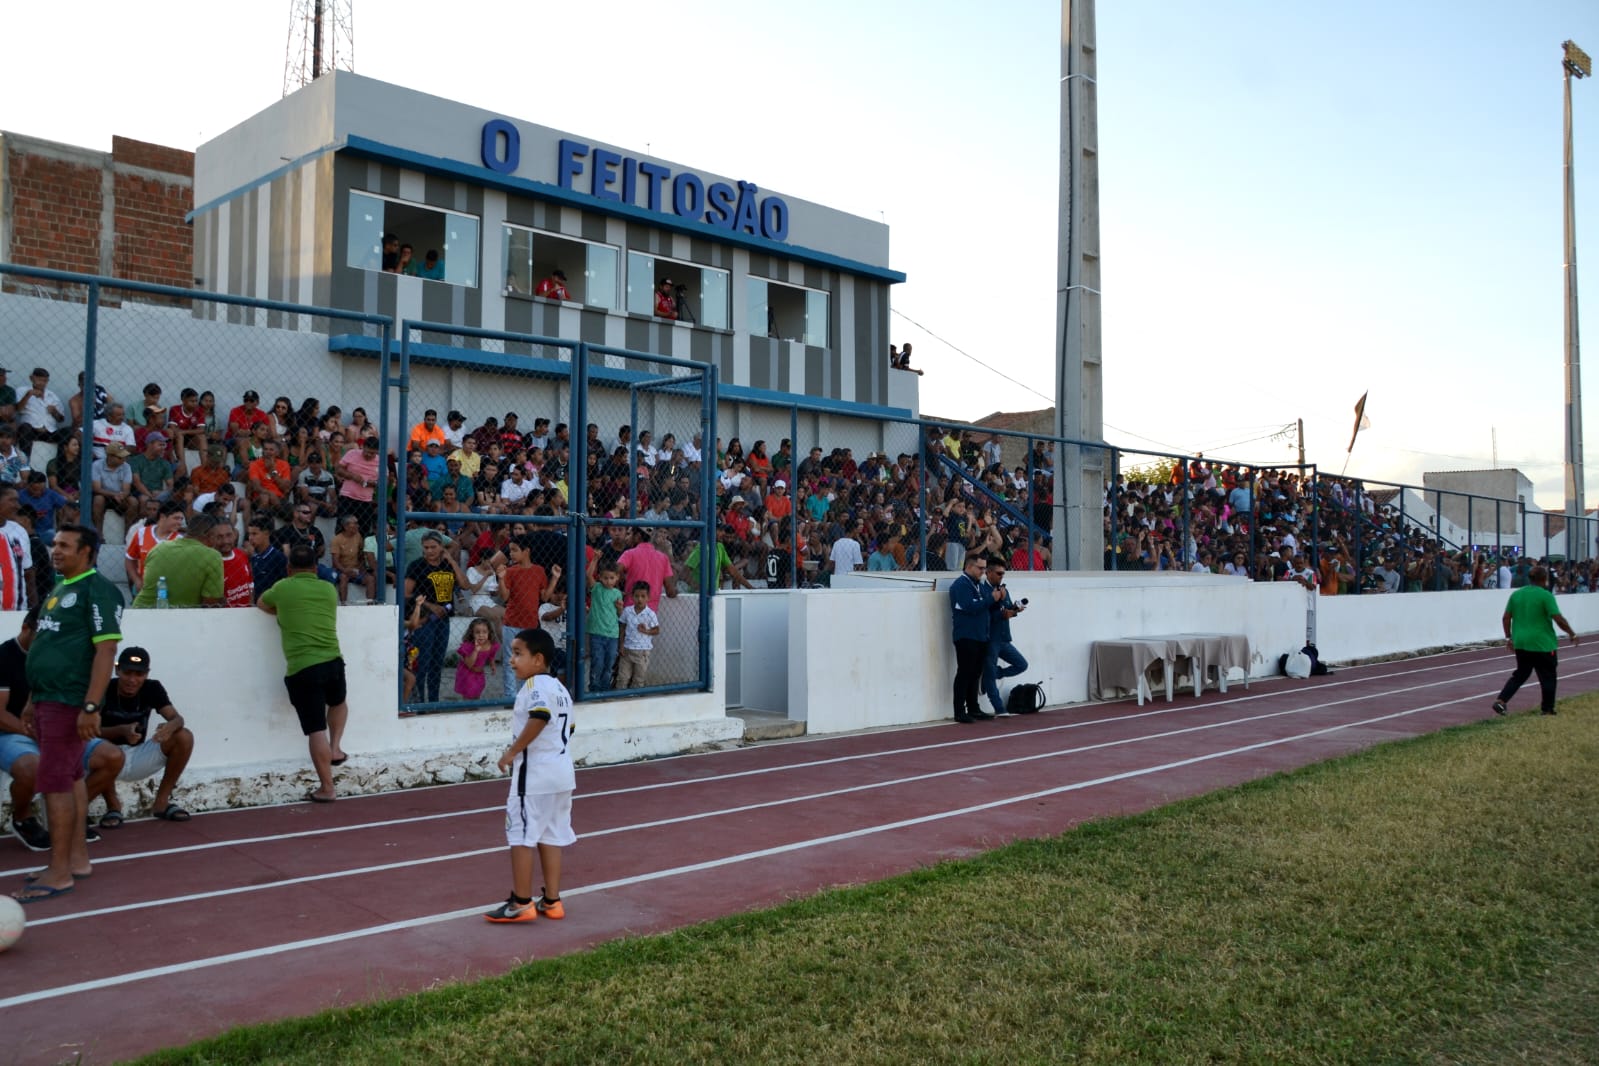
[34,701,88,793]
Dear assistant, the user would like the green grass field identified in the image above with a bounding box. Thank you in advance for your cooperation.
[140,698,1599,1065]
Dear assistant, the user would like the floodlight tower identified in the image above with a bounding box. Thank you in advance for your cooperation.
[284,0,355,97]
[1563,39,1589,552]
[1053,0,1104,570]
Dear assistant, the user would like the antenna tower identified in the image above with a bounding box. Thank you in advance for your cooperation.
[283,0,355,97]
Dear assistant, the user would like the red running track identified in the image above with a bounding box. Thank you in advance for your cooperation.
[1,643,1590,1065]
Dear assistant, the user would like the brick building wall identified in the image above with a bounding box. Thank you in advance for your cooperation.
[0,131,193,299]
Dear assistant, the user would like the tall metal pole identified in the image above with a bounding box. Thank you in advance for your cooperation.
[312,0,324,80]
[1053,0,1105,571]
[1562,40,1590,554]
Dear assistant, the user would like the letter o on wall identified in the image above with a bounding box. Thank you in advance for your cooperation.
[481,119,520,174]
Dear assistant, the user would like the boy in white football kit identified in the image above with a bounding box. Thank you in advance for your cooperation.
[486,627,575,923]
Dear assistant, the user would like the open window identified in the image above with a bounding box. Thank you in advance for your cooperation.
[747,277,828,347]
[502,225,620,310]
[346,191,479,287]
[625,252,729,329]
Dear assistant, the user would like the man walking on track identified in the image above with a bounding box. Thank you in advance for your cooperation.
[1494,565,1578,717]
[948,551,1002,723]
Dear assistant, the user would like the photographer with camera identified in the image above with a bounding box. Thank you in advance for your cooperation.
[981,559,1030,717]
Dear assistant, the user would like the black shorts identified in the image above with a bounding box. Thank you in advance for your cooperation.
[283,657,347,735]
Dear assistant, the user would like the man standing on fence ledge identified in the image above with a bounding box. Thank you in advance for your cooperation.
[948,551,1001,724]
[1494,565,1578,717]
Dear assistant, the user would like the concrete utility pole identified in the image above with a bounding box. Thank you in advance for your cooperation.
[1562,40,1589,553]
[1053,0,1105,570]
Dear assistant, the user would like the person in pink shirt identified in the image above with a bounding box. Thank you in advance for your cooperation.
[618,527,679,611]
[335,436,381,535]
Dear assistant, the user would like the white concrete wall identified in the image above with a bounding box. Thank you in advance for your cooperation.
[788,572,1307,734]
[1315,588,1599,662]
[731,590,792,713]
[0,597,737,816]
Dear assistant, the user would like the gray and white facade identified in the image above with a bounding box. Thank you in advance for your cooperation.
[190,72,906,413]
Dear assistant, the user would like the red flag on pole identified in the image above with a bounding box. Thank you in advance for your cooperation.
[1347,392,1370,454]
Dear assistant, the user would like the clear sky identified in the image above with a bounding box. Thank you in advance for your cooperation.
[5,1,1599,507]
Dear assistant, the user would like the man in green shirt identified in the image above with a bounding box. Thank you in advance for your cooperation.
[14,523,122,903]
[259,544,348,803]
[682,535,753,591]
[1494,565,1578,717]
[132,514,225,608]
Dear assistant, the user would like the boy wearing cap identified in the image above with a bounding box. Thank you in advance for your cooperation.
[86,646,195,823]
[90,443,138,534]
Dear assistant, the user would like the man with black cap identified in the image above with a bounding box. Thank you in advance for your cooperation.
[535,269,570,301]
[86,646,195,824]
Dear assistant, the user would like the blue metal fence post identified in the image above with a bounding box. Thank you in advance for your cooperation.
[393,324,413,712]
[568,343,590,701]
[1179,457,1191,568]
[1351,481,1363,595]
[1025,441,1036,570]
[700,365,718,689]
[79,282,100,505]
[917,426,928,572]
[1109,448,1120,571]
[789,403,800,584]
[1398,487,1408,591]
[627,386,639,519]
[1248,469,1259,579]
[375,320,394,600]
[1309,466,1320,571]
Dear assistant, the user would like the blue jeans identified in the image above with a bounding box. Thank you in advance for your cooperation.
[413,614,447,704]
[588,633,619,692]
[982,640,1029,713]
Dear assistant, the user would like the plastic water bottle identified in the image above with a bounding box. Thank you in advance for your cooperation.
[156,576,170,609]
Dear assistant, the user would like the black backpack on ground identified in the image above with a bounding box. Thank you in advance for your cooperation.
[1007,683,1046,714]
[1302,642,1332,676]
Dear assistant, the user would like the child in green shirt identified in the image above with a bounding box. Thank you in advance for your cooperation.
[586,563,623,692]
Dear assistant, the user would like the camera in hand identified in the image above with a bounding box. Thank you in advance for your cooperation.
[1018,598,1029,607]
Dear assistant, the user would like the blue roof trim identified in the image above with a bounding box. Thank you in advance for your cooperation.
[328,334,914,420]
[187,142,341,223]
[339,135,907,286]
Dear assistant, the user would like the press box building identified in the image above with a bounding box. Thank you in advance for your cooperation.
[189,72,909,416]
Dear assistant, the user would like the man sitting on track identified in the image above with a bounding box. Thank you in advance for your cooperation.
[83,646,195,825]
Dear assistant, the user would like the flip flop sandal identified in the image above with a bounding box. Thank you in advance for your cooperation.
[26,870,91,882]
[304,792,336,804]
[13,883,73,904]
[151,806,191,822]
[98,811,125,829]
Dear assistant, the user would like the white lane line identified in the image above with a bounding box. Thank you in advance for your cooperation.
[2,646,1573,880]
[0,677,1533,1011]
[23,661,1548,928]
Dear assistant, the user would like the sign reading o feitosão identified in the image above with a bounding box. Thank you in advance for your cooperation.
[480,118,790,242]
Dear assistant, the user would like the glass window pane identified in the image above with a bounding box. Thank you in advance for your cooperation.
[346,192,385,271]
[442,215,479,288]
[587,244,619,311]
[627,252,655,315]
[700,268,729,330]
[805,290,829,348]
[747,278,769,338]
[503,226,532,295]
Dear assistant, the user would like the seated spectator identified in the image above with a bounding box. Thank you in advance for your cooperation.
[409,409,447,454]
[0,367,15,427]
[17,367,69,454]
[0,426,31,485]
[19,472,68,542]
[133,514,223,608]
[418,249,445,280]
[227,390,270,445]
[135,383,166,429]
[535,269,571,300]
[92,403,138,461]
[126,499,184,591]
[91,443,139,534]
[248,440,293,518]
[201,503,252,606]
[85,646,195,824]
[129,432,176,504]
[654,278,678,320]
[397,243,417,276]
[329,514,370,603]
[46,434,84,500]
[381,233,400,272]
[296,450,337,521]
[166,388,209,457]
[247,514,287,600]
[273,500,329,569]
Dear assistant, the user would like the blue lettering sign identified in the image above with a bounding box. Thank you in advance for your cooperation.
[760,197,789,241]
[673,173,704,219]
[481,122,793,242]
[557,138,587,190]
[591,148,623,202]
[481,119,519,174]
[639,162,669,213]
[704,182,736,229]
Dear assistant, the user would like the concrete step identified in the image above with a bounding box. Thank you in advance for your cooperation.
[732,708,805,742]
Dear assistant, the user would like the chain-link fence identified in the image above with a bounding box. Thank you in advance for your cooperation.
[0,262,391,610]
[391,321,715,714]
